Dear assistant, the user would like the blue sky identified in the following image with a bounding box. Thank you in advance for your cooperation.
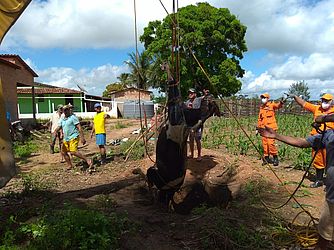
[1,0,334,100]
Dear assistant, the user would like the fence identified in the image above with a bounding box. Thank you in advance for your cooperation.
[217,98,317,117]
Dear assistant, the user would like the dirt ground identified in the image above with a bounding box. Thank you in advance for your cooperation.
[0,118,328,249]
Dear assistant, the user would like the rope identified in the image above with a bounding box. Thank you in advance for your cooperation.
[132,0,154,163]
[188,48,318,222]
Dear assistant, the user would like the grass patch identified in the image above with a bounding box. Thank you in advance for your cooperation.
[113,121,128,129]
[0,207,131,250]
[117,139,148,161]
[13,141,38,159]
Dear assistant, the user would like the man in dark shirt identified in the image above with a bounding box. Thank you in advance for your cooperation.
[259,114,334,249]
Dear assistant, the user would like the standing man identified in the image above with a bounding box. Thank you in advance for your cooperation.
[91,103,109,165]
[257,93,284,166]
[54,105,92,170]
[49,104,63,156]
[259,114,334,250]
[293,93,334,188]
[185,88,203,161]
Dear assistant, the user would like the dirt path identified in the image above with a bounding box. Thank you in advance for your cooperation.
[0,119,327,249]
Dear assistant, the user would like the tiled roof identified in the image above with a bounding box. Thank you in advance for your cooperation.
[109,87,152,95]
[17,87,82,94]
[0,54,38,77]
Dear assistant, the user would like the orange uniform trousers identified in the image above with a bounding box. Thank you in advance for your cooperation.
[303,102,334,170]
[312,148,326,170]
[261,136,278,156]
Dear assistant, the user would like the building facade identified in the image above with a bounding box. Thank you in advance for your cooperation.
[0,54,38,121]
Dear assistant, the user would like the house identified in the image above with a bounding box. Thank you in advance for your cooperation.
[108,87,154,118]
[17,83,115,119]
[109,87,152,102]
[0,54,38,121]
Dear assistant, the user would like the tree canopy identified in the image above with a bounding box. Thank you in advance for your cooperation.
[288,81,311,101]
[140,2,247,97]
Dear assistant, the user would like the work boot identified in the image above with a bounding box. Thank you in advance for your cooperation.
[310,180,324,188]
[50,145,54,154]
[262,156,273,165]
[273,155,279,166]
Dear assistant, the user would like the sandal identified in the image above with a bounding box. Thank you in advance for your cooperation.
[196,157,202,162]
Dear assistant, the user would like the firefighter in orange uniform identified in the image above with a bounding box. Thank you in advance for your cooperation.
[293,93,334,188]
[257,93,284,166]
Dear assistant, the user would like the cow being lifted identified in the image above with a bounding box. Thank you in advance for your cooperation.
[146,62,221,205]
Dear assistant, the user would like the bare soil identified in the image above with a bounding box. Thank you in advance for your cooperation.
[0,118,327,249]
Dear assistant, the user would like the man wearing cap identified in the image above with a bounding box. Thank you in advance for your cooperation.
[293,93,334,188]
[185,88,203,161]
[49,104,64,157]
[257,93,284,166]
[54,105,92,170]
[91,103,110,165]
[259,114,334,250]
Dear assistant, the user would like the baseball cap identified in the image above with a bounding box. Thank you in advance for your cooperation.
[94,103,102,109]
[321,93,333,101]
[260,93,270,99]
[188,88,196,93]
[56,104,63,110]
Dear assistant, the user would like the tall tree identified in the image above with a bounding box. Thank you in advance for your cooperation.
[288,81,311,100]
[102,83,126,97]
[140,2,247,97]
[125,51,152,90]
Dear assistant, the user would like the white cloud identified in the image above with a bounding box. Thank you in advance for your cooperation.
[3,0,205,49]
[223,0,334,54]
[269,53,334,80]
[36,63,129,96]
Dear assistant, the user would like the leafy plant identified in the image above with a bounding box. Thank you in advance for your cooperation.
[0,208,131,250]
[13,141,38,158]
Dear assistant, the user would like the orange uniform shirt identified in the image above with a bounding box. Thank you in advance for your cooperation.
[303,102,334,135]
[257,101,283,130]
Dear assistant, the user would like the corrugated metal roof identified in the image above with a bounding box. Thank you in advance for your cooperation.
[17,87,82,94]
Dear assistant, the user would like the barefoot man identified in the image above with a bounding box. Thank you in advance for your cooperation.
[54,104,92,170]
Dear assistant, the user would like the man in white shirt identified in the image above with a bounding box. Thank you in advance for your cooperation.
[50,104,63,155]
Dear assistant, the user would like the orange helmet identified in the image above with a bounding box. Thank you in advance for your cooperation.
[260,93,270,99]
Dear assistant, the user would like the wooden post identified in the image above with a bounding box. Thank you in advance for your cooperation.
[32,85,36,120]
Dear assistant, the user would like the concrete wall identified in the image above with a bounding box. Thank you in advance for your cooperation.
[112,89,151,101]
[0,57,35,121]
[0,64,20,120]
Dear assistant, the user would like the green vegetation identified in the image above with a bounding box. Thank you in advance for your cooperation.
[288,81,310,100]
[0,207,130,250]
[118,139,147,161]
[13,141,38,158]
[203,114,313,169]
[140,2,247,97]
[113,121,128,129]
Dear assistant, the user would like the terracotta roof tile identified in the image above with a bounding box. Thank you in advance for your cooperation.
[17,87,82,94]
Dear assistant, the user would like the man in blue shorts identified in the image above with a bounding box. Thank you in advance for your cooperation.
[91,103,110,165]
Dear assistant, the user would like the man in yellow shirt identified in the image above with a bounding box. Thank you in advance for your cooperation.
[91,103,109,165]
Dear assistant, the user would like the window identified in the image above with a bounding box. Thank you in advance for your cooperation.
[38,94,44,103]
[65,94,74,106]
